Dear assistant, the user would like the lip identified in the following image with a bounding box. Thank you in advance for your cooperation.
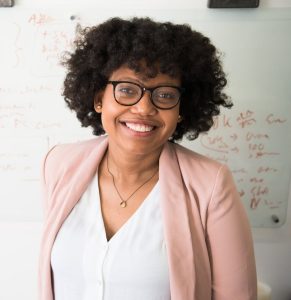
[119,118,161,127]
[118,119,161,137]
[125,122,154,132]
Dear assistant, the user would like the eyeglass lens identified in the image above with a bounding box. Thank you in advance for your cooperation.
[114,82,181,109]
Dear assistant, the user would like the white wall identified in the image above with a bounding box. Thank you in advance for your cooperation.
[0,0,291,299]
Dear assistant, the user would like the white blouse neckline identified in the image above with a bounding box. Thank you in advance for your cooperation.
[51,172,170,300]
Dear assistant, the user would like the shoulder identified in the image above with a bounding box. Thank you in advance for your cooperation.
[46,136,106,164]
[171,142,224,173]
[167,142,234,193]
[48,136,106,159]
[42,136,107,185]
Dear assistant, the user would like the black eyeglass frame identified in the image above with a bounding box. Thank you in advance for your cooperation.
[107,80,185,110]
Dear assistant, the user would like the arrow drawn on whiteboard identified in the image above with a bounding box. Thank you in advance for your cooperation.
[200,135,229,153]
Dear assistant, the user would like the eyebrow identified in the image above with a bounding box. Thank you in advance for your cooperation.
[113,77,144,85]
[111,77,180,87]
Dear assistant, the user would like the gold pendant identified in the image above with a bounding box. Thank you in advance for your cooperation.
[120,201,127,208]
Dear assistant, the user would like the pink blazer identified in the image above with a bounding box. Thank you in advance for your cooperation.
[38,136,257,300]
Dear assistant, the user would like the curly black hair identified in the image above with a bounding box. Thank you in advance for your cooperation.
[62,17,232,141]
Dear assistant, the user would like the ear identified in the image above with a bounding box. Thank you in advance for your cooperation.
[94,92,104,113]
[177,115,183,123]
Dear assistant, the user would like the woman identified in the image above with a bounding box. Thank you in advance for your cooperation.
[39,17,257,300]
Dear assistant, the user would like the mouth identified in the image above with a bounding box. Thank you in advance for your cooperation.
[120,121,157,133]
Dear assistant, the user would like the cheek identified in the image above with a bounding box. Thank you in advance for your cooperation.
[164,112,180,134]
[168,108,180,126]
[100,107,114,133]
[99,100,125,132]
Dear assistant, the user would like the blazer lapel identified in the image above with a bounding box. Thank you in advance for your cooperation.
[159,142,196,299]
[46,138,108,234]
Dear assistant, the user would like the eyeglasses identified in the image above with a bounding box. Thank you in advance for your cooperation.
[107,80,184,110]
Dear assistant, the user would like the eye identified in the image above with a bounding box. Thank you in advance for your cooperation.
[158,92,176,99]
[116,83,139,98]
[154,87,179,102]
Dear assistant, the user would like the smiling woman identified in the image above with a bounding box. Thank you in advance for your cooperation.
[94,66,181,156]
[38,17,257,300]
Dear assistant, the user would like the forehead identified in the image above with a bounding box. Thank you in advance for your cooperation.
[109,65,181,86]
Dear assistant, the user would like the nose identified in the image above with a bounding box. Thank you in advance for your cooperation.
[130,90,157,115]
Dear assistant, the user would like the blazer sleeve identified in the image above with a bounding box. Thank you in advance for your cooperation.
[206,165,257,300]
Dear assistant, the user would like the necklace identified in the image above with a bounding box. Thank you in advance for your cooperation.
[106,154,158,208]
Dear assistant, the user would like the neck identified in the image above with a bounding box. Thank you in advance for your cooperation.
[104,144,162,182]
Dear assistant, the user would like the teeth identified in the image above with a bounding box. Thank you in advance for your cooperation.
[125,122,154,132]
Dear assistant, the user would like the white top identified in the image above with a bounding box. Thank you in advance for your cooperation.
[51,173,170,300]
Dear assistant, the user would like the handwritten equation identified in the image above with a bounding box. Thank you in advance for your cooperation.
[0,102,63,130]
[28,14,76,77]
[0,137,48,181]
[184,107,290,227]
[200,110,286,160]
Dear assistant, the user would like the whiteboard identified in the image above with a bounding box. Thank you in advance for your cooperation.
[0,7,290,227]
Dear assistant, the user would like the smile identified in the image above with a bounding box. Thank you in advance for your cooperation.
[124,122,155,132]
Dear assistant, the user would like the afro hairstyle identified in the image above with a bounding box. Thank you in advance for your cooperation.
[62,17,232,141]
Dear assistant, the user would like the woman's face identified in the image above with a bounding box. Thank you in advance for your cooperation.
[95,66,181,157]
